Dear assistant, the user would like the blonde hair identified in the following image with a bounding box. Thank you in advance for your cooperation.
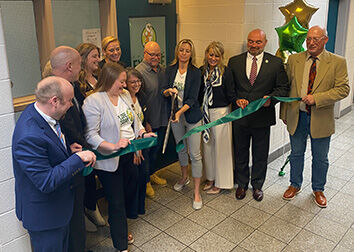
[42,60,53,79]
[95,62,125,92]
[101,36,119,51]
[170,39,196,67]
[202,41,225,76]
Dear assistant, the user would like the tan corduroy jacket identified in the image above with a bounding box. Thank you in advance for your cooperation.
[280,50,350,138]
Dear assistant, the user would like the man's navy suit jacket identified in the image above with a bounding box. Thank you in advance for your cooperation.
[12,103,84,231]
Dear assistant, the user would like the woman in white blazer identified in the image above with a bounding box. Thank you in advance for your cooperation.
[83,62,155,252]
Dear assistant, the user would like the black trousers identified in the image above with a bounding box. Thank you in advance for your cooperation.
[96,164,127,251]
[84,170,98,211]
[121,153,146,219]
[233,124,270,190]
[148,126,166,176]
[68,176,86,252]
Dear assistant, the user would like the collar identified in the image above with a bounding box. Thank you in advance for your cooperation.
[142,60,160,73]
[306,50,324,61]
[247,51,264,61]
[34,102,57,128]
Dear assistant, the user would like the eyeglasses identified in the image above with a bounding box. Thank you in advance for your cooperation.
[306,36,325,43]
[128,80,142,85]
[145,51,161,58]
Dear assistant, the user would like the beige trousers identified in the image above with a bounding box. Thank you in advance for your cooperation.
[202,106,234,189]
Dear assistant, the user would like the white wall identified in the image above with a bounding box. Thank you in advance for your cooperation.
[0,8,31,252]
[177,0,330,155]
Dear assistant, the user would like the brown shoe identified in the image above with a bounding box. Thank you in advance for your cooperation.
[282,186,301,201]
[253,189,263,201]
[313,191,327,208]
[235,187,247,200]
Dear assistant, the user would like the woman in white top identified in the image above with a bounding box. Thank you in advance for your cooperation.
[162,39,203,210]
[83,62,155,252]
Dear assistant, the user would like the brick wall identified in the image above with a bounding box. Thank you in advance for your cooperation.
[0,9,31,252]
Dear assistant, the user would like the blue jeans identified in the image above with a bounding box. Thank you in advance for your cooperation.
[289,111,331,191]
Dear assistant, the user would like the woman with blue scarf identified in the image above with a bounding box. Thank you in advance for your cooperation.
[199,41,237,194]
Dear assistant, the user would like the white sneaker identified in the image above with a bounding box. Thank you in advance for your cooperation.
[85,205,106,226]
[85,215,97,232]
[173,178,190,191]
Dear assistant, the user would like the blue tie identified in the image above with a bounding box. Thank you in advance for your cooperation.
[55,122,66,148]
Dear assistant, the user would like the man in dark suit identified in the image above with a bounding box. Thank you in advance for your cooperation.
[50,46,92,252]
[228,29,289,201]
[12,76,96,252]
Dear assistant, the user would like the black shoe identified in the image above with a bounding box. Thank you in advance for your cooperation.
[253,189,263,201]
[235,187,247,200]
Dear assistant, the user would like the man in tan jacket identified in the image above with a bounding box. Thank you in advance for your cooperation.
[280,26,350,208]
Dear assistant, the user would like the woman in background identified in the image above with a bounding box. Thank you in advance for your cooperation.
[125,67,149,216]
[199,41,236,194]
[75,43,106,231]
[99,36,126,68]
[163,39,203,210]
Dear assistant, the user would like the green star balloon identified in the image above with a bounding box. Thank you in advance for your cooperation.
[275,16,308,53]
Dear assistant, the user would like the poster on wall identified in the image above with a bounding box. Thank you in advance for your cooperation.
[82,28,101,49]
[129,16,166,67]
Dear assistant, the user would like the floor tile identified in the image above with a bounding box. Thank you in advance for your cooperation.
[184,187,221,204]
[230,246,250,252]
[239,230,286,252]
[181,247,196,252]
[144,198,164,215]
[339,181,354,195]
[165,218,207,246]
[332,245,353,252]
[247,194,286,215]
[139,232,186,252]
[187,205,227,229]
[211,217,254,245]
[165,195,196,217]
[128,219,161,247]
[318,201,354,228]
[86,225,111,249]
[142,206,183,231]
[151,186,182,205]
[288,189,322,215]
[206,194,245,216]
[288,229,336,252]
[258,216,301,243]
[337,228,354,250]
[230,205,271,229]
[325,175,348,191]
[329,192,354,208]
[190,231,236,252]
[274,203,315,228]
[327,165,354,181]
[304,215,348,243]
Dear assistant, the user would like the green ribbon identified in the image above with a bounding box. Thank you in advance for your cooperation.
[82,135,158,176]
[176,96,301,152]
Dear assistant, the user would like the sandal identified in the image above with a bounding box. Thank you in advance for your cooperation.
[203,181,214,191]
[206,187,221,195]
[128,232,134,245]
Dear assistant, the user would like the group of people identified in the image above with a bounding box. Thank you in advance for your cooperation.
[12,25,349,252]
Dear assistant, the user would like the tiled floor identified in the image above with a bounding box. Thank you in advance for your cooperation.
[87,107,354,252]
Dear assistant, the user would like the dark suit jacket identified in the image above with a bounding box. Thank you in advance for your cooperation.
[12,103,85,231]
[228,52,289,128]
[163,63,203,124]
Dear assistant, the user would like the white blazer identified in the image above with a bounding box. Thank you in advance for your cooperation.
[83,90,144,172]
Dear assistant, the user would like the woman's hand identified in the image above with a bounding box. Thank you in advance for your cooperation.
[172,110,181,123]
[145,122,152,133]
[143,132,157,138]
[163,87,178,97]
[114,138,131,150]
[133,150,144,165]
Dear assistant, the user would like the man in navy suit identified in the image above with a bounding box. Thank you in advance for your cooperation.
[12,76,96,252]
[228,29,289,201]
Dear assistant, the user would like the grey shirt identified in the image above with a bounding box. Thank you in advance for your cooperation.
[136,60,168,128]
